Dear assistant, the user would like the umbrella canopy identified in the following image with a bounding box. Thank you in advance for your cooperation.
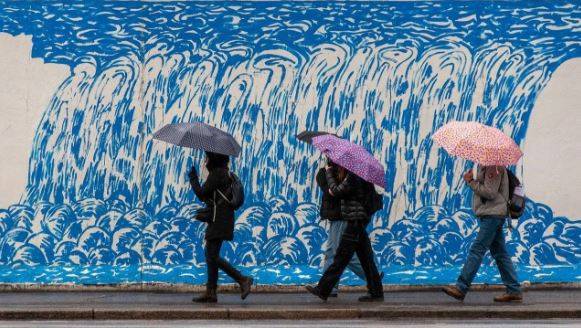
[296,130,338,144]
[312,135,385,188]
[432,121,523,166]
[153,122,241,157]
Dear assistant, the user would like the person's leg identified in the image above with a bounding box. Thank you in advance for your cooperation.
[354,226,383,299]
[456,218,502,295]
[326,221,348,295]
[217,256,244,283]
[193,239,221,303]
[328,221,375,283]
[322,221,342,295]
[214,241,253,300]
[344,223,384,289]
[323,221,342,271]
[346,258,366,280]
[205,239,222,289]
[489,220,522,296]
[216,248,254,299]
[316,221,360,298]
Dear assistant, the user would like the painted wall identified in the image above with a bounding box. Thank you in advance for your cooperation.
[0,1,579,286]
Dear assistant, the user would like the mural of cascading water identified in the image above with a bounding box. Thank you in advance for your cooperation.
[0,1,579,285]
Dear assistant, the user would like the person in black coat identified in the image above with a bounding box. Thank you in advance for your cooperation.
[316,163,342,221]
[317,160,382,297]
[189,151,253,303]
[307,164,384,302]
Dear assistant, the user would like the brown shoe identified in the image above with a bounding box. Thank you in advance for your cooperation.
[442,286,465,301]
[494,293,523,303]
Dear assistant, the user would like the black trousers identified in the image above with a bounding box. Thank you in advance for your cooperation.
[205,239,244,289]
[317,220,383,297]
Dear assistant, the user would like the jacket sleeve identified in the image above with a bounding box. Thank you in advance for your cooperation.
[190,171,221,201]
[316,168,328,191]
[326,170,354,197]
[468,167,502,201]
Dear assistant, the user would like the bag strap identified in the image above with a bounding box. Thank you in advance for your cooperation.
[498,169,511,205]
[216,189,232,205]
[216,172,234,205]
[212,191,217,223]
[490,168,512,221]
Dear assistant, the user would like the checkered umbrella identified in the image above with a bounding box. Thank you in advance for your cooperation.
[153,122,241,157]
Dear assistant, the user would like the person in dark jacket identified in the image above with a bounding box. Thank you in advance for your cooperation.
[316,159,382,297]
[189,151,253,303]
[307,164,384,302]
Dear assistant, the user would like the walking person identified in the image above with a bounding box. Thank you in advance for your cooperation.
[307,163,384,302]
[442,165,523,302]
[189,151,253,303]
[317,159,383,297]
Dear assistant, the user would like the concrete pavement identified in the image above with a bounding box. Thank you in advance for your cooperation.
[0,320,580,327]
[0,289,578,320]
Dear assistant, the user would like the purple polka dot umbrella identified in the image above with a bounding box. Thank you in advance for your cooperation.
[312,135,386,188]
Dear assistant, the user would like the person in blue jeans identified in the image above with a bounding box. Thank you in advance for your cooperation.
[443,165,522,303]
[316,160,382,297]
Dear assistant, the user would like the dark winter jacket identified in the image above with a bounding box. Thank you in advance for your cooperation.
[325,169,370,222]
[190,167,235,241]
[316,168,342,221]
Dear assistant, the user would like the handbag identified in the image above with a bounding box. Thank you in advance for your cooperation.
[194,206,213,223]
[194,191,217,223]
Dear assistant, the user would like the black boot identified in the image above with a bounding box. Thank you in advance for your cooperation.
[366,272,385,291]
[361,271,384,302]
[193,287,217,303]
[239,276,254,300]
[305,285,328,301]
[358,293,384,302]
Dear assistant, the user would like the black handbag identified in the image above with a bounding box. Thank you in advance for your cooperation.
[194,206,213,223]
[194,191,216,223]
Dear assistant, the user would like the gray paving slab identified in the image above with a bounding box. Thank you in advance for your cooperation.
[0,290,577,320]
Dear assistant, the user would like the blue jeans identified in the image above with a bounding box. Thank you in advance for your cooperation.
[457,217,521,295]
[323,220,367,292]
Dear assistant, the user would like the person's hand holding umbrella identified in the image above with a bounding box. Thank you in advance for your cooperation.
[189,166,198,182]
[463,170,474,183]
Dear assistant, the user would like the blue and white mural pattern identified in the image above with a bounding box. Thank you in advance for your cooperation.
[0,1,579,285]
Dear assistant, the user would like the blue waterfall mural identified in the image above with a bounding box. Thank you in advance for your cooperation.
[0,1,579,285]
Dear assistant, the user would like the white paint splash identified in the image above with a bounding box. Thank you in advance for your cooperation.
[524,58,581,219]
[0,33,69,207]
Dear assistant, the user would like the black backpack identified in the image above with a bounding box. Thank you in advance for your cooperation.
[364,182,383,216]
[216,172,245,210]
[506,170,526,219]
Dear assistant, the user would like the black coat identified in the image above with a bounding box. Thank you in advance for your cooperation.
[325,169,370,222]
[316,168,342,221]
[190,167,235,241]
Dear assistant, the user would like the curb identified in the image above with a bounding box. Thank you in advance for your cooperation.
[0,282,579,293]
[0,307,578,320]
[358,308,581,320]
[0,309,93,320]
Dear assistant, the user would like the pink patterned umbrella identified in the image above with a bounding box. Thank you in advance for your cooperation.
[432,121,523,166]
[312,135,386,188]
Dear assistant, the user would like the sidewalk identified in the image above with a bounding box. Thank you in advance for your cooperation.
[0,289,579,320]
